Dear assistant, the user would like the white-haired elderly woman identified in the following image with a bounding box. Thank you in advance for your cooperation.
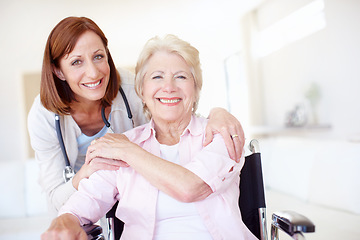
[42,35,257,240]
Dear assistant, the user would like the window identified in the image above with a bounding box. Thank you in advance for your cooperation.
[255,0,326,57]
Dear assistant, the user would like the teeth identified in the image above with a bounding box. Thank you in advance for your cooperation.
[159,98,180,104]
[83,81,100,88]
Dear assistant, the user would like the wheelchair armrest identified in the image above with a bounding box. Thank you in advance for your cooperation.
[272,210,315,236]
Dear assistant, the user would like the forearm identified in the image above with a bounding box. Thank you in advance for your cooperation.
[49,180,77,211]
[36,153,77,211]
[185,135,243,195]
[36,154,77,211]
[59,170,119,226]
[125,148,212,202]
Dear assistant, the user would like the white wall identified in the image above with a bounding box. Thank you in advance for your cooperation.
[248,0,360,141]
[241,0,360,215]
[0,0,262,164]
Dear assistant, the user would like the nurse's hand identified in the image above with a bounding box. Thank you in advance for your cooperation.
[41,213,86,240]
[205,107,245,162]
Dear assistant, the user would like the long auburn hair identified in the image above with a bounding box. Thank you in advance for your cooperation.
[40,16,120,115]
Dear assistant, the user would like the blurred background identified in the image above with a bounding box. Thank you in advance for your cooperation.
[0,0,359,239]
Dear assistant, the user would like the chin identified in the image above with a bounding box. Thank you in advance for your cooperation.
[157,113,191,123]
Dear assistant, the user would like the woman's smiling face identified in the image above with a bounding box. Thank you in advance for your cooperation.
[141,50,196,124]
[55,30,110,104]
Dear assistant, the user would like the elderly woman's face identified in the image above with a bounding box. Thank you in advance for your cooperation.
[142,51,196,123]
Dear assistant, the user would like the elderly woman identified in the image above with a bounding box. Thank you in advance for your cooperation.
[42,35,256,240]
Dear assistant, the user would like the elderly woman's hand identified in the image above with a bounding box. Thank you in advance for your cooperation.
[71,137,130,190]
[85,133,143,166]
[204,107,245,162]
[72,157,128,190]
[41,213,87,240]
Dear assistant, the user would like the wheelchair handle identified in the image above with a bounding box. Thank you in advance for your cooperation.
[249,139,260,154]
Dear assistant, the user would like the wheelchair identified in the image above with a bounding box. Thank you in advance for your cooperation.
[86,139,315,240]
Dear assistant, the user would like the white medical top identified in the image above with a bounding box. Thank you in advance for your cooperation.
[154,143,213,240]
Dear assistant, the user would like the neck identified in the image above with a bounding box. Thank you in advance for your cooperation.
[70,100,102,115]
[70,100,110,136]
[153,115,191,145]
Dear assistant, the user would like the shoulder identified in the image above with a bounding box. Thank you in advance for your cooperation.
[27,94,59,147]
[28,94,54,127]
[28,94,43,114]
[188,114,208,134]
[116,67,138,103]
[188,115,227,148]
[194,114,208,127]
[123,123,150,144]
[118,67,135,85]
[117,67,139,103]
[116,68,148,126]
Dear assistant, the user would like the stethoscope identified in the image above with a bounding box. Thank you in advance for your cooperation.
[55,87,133,182]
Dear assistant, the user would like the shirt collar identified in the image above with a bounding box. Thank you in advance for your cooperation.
[182,114,204,137]
[136,114,203,144]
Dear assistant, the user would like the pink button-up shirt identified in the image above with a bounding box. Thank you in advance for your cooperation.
[60,115,257,240]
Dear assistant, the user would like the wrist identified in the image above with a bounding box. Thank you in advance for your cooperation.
[208,107,225,118]
[72,171,84,190]
[61,213,80,224]
[125,146,148,166]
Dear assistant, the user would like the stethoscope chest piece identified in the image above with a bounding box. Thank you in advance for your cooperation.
[63,165,75,182]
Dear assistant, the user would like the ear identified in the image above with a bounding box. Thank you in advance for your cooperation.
[52,65,66,81]
[140,90,145,103]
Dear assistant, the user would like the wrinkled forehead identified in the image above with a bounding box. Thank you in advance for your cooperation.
[144,51,192,74]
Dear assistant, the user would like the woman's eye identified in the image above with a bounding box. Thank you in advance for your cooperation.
[71,60,81,66]
[94,54,104,60]
[152,75,162,80]
[175,75,187,80]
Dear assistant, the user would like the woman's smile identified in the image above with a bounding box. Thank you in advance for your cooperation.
[158,97,182,105]
[82,79,102,88]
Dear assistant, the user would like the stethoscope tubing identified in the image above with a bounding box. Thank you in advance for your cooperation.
[55,114,71,167]
[119,87,133,120]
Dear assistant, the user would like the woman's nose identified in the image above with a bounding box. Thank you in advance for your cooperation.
[162,77,176,92]
[85,62,99,79]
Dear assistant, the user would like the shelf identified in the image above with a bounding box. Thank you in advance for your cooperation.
[248,124,332,137]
